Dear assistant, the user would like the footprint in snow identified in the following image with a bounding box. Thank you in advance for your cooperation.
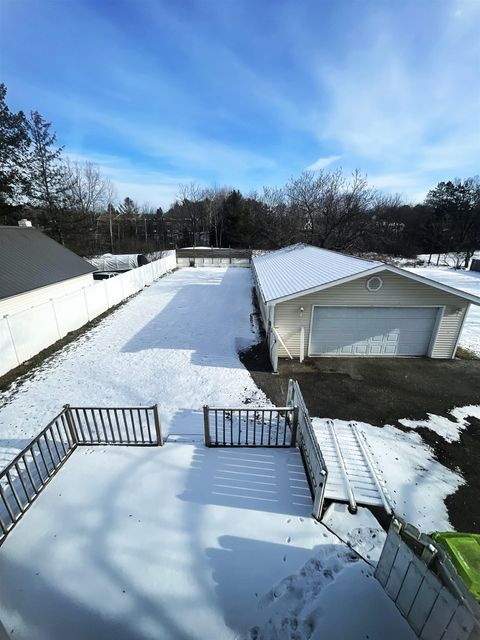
[286,536,291,543]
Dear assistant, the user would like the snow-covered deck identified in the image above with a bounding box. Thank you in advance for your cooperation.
[0,444,413,640]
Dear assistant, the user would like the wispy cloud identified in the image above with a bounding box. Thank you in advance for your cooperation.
[306,155,341,171]
[3,0,479,205]
[312,3,480,193]
[367,172,432,203]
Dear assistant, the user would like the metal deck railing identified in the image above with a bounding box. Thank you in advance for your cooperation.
[203,406,298,447]
[0,404,163,546]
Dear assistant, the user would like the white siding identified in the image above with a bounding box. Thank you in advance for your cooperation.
[265,270,468,360]
[0,274,94,316]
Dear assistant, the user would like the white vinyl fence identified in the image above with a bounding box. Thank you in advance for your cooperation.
[0,252,176,378]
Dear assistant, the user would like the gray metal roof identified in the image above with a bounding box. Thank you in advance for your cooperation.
[253,244,383,302]
[0,227,96,300]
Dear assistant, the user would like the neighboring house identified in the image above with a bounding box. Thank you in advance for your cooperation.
[253,244,480,369]
[0,225,96,316]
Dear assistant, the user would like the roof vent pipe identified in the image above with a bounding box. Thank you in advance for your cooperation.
[18,219,32,227]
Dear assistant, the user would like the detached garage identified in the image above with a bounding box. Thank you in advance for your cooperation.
[252,245,480,370]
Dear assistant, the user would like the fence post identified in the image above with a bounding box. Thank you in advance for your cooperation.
[153,404,163,446]
[50,299,62,339]
[3,315,20,369]
[82,287,91,322]
[203,405,211,447]
[291,406,299,447]
[63,404,78,445]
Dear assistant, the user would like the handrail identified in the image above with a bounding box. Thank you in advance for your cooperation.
[0,411,73,473]
[66,405,162,446]
[0,403,164,546]
[204,405,298,448]
[327,419,357,514]
[353,424,392,515]
[0,408,77,545]
[287,379,329,520]
[207,406,292,412]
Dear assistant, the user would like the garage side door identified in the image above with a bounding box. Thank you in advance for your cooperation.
[309,307,439,356]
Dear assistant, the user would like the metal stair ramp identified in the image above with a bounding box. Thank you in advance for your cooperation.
[313,420,392,515]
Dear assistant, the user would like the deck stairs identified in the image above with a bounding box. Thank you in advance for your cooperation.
[313,419,393,515]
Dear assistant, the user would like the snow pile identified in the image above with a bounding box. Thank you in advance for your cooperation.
[400,405,480,443]
[405,265,480,355]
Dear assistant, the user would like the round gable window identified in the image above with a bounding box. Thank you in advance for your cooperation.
[366,276,383,292]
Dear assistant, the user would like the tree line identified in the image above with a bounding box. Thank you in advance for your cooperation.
[165,173,480,266]
[1,83,479,264]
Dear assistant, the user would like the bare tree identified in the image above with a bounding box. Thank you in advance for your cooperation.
[177,182,209,245]
[284,169,375,250]
[203,185,231,246]
[63,160,112,217]
[62,159,117,253]
[259,185,300,247]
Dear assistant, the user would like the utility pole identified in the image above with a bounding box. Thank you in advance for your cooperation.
[108,203,114,253]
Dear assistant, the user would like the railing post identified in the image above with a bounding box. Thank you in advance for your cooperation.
[203,405,211,447]
[291,406,299,447]
[153,404,163,446]
[63,404,78,445]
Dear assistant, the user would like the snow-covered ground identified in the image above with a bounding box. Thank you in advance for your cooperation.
[0,266,474,639]
[0,268,268,469]
[405,265,480,355]
[417,251,480,269]
[399,405,480,444]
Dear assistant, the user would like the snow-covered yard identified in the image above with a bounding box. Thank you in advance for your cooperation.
[405,265,480,355]
[0,265,475,639]
[0,268,267,469]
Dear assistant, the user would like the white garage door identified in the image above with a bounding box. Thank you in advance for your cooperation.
[309,307,439,356]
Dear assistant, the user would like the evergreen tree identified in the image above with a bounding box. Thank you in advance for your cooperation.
[222,190,244,246]
[118,196,139,216]
[425,178,480,266]
[27,110,65,242]
[0,83,30,215]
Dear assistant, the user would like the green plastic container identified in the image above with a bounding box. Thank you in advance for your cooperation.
[432,532,480,602]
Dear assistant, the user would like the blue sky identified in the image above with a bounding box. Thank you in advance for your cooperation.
[1,0,479,208]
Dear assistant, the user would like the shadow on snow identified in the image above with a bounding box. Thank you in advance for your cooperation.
[120,268,256,369]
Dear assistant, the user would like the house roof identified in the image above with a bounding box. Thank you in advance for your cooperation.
[0,227,96,300]
[253,244,383,303]
[252,244,480,306]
